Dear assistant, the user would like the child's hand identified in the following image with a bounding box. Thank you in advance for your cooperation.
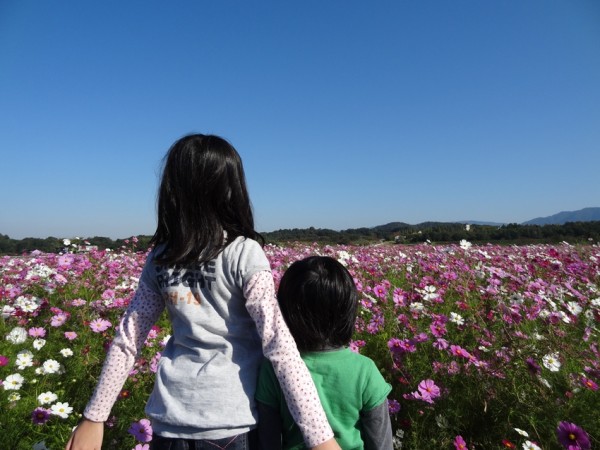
[64,419,104,450]
[311,438,341,450]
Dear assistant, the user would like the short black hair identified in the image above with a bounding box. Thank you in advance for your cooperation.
[277,256,359,352]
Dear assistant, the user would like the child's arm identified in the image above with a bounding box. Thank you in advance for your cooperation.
[360,401,393,450]
[65,281,165,450]
[244,270,339,450]
[256,401,283,450]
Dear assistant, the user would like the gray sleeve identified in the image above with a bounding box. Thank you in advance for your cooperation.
[360,400,393,450]
[257,401,283,450]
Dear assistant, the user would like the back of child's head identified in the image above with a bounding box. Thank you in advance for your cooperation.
[277,256,359,352]
[150,133,262,266]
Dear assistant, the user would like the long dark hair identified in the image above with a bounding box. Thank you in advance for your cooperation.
[277,256,359,352]
[149,133,263,266]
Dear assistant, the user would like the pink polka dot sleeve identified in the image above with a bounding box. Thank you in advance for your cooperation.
[244,270,334,448]
[83,281,165,422]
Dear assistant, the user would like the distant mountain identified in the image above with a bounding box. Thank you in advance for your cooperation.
[522,207,600,226]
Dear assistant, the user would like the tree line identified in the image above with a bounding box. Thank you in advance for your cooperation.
[1,221,599,255]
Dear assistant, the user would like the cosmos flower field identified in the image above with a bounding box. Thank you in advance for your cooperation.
[1,239,598,449]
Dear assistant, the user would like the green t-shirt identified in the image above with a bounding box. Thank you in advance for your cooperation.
[255,348,392,450]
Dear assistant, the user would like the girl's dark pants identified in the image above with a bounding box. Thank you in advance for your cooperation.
[150,430,258,450]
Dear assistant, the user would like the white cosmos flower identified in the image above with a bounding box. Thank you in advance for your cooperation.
[63,239,71,246]
[15,295,41,313]
[33,338,46,350]
[42,359,61,374]
[460,239,472,250]
[558,311,571,324]
[591,297,600,308]
[538,309,550,319]
[38,391,58,405]
[50,401,73,418]
[59,348,74,357]
[542,352,561,372]
[449,312,465,326]
[5,327,28,344]
[7,392,21,402]
[337,250,357,266]
[3,373,25,390]
[566,301,583,316]
[422,285,439,301]
[160,334,172,347]
[1,305,16,319]
[522,440,541,450]
[409,302,424,313]
[15,350,34,370]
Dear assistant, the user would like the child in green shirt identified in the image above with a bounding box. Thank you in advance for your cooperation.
[256,256,393,449]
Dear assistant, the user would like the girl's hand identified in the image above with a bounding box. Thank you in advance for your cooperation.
[64,419,104,450]
[311,438,341,450]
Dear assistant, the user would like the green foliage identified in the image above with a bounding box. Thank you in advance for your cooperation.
[2,222,600,255]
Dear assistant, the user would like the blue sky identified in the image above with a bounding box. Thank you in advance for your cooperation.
[1,1,599,239]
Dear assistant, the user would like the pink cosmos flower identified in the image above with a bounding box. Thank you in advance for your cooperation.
[133,445,150,450]
[580,376,598,391]
[28,327,46,338]
[430,322,447,338]
[90,319,112,333]
[150,352,161,373]
[433,338,449,350]
[349,340,365,353]
[101,289,115,300]
[450,345,472,359]
[387,338,403,354]
[454,435,467,450]
[447,361,461,375]
[128,418,153,442]
[418,379,441,399]
[392,288,407,306]
[397,339,417,353]
[0,355,9,366]
[373,284,387,299]
[50,313,68,327]
[64,331,78,340]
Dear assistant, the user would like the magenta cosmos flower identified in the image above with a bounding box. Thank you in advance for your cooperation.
[454,435,467,450]
[580,376,598,391]
[450,345,472,359]
[0,355,9,366]
[556,421,590,450]
[128,418,153,443]
[418,379,441,400]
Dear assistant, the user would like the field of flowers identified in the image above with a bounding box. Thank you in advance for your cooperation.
[1,239,598,450]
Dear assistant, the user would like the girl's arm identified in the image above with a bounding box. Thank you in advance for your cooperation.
[244,270,339,450]
[360,401,393,450]
[65,281,165,450]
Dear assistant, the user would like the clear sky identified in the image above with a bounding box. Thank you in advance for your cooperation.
[1,1,599,240]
